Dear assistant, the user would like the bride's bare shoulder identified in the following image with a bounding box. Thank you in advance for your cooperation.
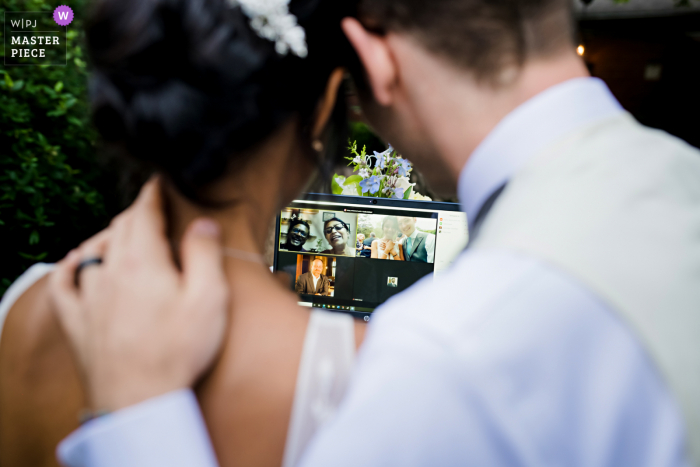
[2,273,57,350]
[0,272,84,467]
[196,270,310,467]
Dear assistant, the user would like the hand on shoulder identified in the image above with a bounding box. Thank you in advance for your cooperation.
[50,179,230,412]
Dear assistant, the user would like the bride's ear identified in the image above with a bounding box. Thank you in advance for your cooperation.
[310,67,346,142]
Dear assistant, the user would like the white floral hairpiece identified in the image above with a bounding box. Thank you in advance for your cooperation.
[228,0,308,58]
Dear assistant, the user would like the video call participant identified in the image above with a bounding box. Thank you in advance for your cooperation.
[320,217,354,256]
[294,258,330,296]
[356,233,365,256]
[282,218,311,252]
[398,216,436,263]
[371,216,405,261]
[360,233,374,258]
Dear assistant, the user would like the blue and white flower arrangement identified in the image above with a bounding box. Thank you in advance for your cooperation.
[332,141,432,200]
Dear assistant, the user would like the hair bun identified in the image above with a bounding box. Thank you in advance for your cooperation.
[87,0,359,199]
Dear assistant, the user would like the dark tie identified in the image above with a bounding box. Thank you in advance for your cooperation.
[468,182,508,247]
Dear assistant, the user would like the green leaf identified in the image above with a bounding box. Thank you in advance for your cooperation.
[4,73,14,89]
[29,230,40,245]
[332,174,364,196]
[12,80,25,91]
[403,186,413,200]
[68,117,84,127]
[331,174,346,195]
[54,81,64,92]
[342,175,362,196]
[47,108,67,117]
[18,251,48,261]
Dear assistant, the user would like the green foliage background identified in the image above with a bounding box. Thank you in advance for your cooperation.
[0,0,386,298]
[1,0,112,296]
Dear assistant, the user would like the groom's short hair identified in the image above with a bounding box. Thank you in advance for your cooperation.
[358,0,575,82]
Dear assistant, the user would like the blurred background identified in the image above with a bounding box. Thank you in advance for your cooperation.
[1,0,699,295]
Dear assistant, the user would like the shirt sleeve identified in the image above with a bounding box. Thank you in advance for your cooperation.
[57,389,219,467]
[296,250,689,467]
[56,251,689,467]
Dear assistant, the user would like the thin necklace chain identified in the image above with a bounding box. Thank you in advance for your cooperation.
[171,240,268,267]
[222,247,268,266]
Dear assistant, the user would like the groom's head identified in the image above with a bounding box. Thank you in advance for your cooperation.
[343,0,581,196]
[356,0,575,77]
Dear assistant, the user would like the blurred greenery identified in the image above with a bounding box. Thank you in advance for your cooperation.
[1,0,112,296]
[349,121,386,155]
[0,0,391,297]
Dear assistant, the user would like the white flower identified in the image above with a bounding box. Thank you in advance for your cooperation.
[358,168,370,178]
[352,155,363,164]
[409,191,432,201]
[341,184,360,196]
[395,176,413,192]
[230,0,308,58]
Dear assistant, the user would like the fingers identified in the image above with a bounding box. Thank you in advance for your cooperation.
[180,218,228,305]
[105,209,134,265]
[129,177,172,262]
[106,177,174,271]
[49,250,86,345]
[75,228,112,293]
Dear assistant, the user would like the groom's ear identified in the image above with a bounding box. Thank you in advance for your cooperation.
[341,18,397,107]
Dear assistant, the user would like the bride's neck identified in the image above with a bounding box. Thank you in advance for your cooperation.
[164,185,275,259]
[160,117,322,279]
[163,118,310,260]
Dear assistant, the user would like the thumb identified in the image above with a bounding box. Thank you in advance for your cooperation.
[180,218,228,303]
[49,250,87,357]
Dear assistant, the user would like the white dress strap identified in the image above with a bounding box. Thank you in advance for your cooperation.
[282,309,356,467]
[0,263,55,343]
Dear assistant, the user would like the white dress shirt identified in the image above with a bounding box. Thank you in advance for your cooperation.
[58,78,690,467]
[312,273,320,292]
[402,228,435,263]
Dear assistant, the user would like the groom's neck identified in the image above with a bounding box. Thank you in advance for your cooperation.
[388,38,589,187]
[432,54,589,175]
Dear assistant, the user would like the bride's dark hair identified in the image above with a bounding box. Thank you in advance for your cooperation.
[86,0,360,200]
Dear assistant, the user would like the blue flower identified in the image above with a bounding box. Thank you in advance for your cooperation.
[360,175,381,195]
[373,151,386,170]
[373,145,392,170]
[396,158,411,177]
[391,187,406,199]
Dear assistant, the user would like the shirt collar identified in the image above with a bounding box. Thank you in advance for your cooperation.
[457,77,623,229]
[408,229,419,240]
